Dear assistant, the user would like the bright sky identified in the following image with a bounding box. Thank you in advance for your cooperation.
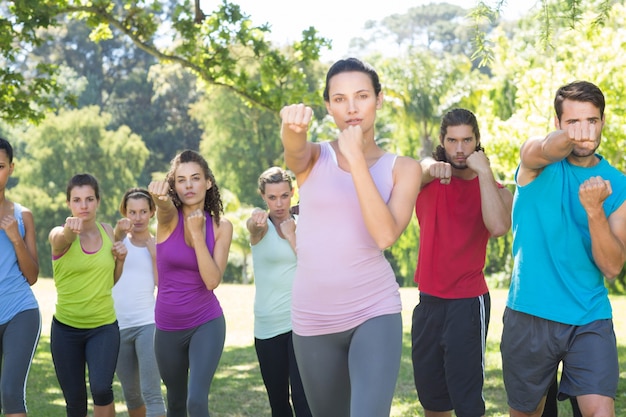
[200,0,535,62]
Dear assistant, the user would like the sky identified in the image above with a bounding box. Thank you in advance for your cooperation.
[199,0,535,62]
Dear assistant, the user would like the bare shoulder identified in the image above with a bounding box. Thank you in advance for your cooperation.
[101,223,115,240]
[394,155,422,179]
[216,216,233,235]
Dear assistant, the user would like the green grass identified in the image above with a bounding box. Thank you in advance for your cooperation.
[26,282,626,416]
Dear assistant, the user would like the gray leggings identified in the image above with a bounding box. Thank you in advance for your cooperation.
[292,313,402,417]
[154,315,225,417]
[116,323,166,417]
[0,308,41,414]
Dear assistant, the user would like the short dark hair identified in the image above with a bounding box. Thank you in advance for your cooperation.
[0,137,13,163]
[554,81,605,122]
[433,108,483,162]
[66,173,100,201]
[323,57,382,102]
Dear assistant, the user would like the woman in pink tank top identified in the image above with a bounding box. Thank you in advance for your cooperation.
[279,58,422,417]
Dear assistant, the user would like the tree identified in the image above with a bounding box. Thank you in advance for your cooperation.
[10,106,149,276]
[476,2,626,288]
[2,0,330,124]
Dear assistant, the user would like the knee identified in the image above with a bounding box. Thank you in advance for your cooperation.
[91,386,114,406]
[187,396,209,415]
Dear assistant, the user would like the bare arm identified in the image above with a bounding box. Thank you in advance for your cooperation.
[188,211,233,290]
[279,217,297,253]
[519,122,598,186]
[1,209,39,285]
[104,223,127,284]
[49,217,82,257]
[580,177,626,280]
[246,208,268,246]
[148,180,178,241]
[280,104,319,185]
[420,157,451,186]
[467,151,513,237]
[114,217,132,242]
[146,236,158,286]
[338,127,421,249]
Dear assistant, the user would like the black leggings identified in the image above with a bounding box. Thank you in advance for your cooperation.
[50,317,120,417]
[542,377,582,417]
[255,331,311,417]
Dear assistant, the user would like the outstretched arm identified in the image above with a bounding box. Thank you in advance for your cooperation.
[148,180,177,241]
[519,121,598,185]
[280,104,319,184]
[246,208,268,246]
[420,158,451,186]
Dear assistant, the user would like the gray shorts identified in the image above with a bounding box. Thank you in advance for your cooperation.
[500,308,618,413]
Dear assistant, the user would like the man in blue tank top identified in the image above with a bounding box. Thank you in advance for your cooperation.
[501,81,626,417]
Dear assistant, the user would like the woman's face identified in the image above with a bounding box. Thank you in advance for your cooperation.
[173,162,211,206]
[324,71,382,134]
[67,185,99,220]
[124,197,154,234]
[262,181,293,222]
[0,150,14,191]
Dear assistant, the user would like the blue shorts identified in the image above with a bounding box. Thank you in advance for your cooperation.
[500,308,618,413]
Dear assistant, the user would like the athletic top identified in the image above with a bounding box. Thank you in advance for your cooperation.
[52,222,116,328]
[251,217,296,339]
[0,203,38,325]
[112,236,156,330]
[414,176,494,298]
[508,156,626,325]
[292,142,401,336]
[155,210,223,331]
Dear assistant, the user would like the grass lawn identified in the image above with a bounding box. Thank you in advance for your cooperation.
[28,279,626,416]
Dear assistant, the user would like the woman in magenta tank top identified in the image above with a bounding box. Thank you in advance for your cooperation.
[279,58,422,417]
[148,150,232,417]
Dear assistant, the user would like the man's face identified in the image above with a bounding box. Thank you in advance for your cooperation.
[556,99,604,157]
[442,124,477,169]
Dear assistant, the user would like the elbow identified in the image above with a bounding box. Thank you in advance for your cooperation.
[603,265,623,281]
[488,220,511,238]
[490,226,510,238]
[376,233,400,251]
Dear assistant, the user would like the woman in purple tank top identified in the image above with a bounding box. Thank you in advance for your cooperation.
[148,150,232,417]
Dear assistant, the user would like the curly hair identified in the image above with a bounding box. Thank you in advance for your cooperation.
[165,150,224,225]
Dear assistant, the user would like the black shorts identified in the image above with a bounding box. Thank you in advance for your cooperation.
[411,293,490,416]
[501,308,618,413]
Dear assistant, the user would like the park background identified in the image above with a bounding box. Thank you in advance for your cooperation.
[3,0,626,415]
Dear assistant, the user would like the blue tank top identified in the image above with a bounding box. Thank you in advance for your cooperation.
[0,203,38,325]
[508,156,626,325]
[251,218,296,339]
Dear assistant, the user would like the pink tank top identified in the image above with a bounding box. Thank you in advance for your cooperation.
[292,142,401,336]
